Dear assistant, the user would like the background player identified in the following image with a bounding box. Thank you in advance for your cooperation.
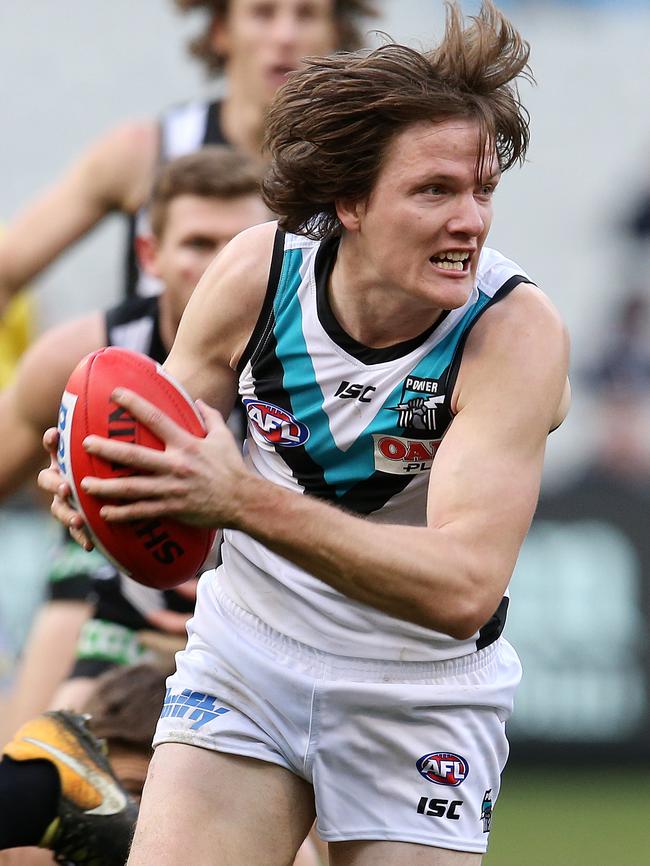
[0,0,376,309]
[42,2,570,863]
[0,146,269,747]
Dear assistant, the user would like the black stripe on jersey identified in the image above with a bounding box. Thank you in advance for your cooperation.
[476,596,509,650]
[442,274,532,417]
[241,233,421,511]
[237,228,286,374]
[203,101,228,146]
[249,335,337,501]
[338,471,413,513]
[105,295,167,364]
[123,215,140,299]
[315,237,450,364]
[243,234,441,513]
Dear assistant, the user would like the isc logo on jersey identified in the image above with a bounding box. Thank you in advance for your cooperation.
[416,752,469,787]
[244,399,310,448]
[372,434,441,475]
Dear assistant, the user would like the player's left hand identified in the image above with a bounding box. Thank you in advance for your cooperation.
[79,388,248,528]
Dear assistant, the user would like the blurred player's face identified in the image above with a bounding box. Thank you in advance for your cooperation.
[344,118,499,314]
[214,0,338,104]
[143,193,269,325]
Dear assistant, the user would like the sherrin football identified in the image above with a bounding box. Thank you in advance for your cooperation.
[56,346,216,589]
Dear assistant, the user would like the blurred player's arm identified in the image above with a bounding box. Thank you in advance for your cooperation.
[0,121,157,312]
[0,312,104,498]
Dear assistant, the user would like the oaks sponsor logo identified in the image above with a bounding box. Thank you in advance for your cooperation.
[372,434,441,475]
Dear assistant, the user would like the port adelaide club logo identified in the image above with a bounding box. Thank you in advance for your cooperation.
[373,375,447,475]
[243,399,310,448]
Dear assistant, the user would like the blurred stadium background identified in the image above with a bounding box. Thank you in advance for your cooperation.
[1,1,649,862]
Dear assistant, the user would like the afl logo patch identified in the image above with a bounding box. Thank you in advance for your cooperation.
[416,752,469,787]
[244,399,310,447]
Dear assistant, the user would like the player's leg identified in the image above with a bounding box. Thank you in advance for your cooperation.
[127,743,316,866]
[295,831,326,866]
[329,840,481,865]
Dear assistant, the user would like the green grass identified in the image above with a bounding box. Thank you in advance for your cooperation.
[484,768,650,866]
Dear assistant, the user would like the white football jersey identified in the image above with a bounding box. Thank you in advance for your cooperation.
[217,231,531,661]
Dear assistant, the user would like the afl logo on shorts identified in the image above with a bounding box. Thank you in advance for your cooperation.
[244,399,310,447]
[416,752,469,787]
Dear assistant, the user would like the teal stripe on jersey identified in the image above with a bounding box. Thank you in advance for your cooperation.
[319,292,494,490]
[274,261,494,496]
[273,249,338,465]
[408,290,494,378]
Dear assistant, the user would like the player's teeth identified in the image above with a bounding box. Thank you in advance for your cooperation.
[437,260,464,270]
[437,251,469,262]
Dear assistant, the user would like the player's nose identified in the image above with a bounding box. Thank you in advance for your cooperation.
[447,193,485,237]
[269,11,301,47]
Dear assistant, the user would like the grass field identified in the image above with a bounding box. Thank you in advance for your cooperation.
[484,768,650,866]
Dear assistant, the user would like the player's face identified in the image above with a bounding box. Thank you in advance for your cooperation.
[214,0,338,104]
[147,192,269,316]
[350,118,500,313]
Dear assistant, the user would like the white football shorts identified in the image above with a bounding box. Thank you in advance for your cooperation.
[153,571,522,854]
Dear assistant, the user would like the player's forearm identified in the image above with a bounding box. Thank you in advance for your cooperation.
[231,475,494,638]
[0,240,33,302]
[0,174,114,302]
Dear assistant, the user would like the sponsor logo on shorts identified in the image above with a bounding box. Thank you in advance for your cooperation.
[480,789,493,833]
[244,399,310,447]
[160,689,230,731]
[416,796,463,820]
[372,434,441,475]
[416,751,469,787]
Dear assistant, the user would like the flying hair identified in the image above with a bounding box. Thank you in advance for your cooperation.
[262,0,533,238]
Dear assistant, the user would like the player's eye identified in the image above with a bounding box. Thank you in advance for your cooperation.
[186,237,216,251]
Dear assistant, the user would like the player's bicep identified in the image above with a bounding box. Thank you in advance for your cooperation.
[426,285,569,595]
[426,401,548,590]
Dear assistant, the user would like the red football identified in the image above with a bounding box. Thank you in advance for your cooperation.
[56,346,216,589]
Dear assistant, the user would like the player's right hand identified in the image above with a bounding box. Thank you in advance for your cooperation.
[38,426,94,551]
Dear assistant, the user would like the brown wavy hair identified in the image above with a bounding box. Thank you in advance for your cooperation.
[262,0,533,239]
[173,0,378,76]
[149,146,260,237]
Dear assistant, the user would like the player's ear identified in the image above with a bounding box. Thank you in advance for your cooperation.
[136,234,162,278]
[335,197,365,233]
